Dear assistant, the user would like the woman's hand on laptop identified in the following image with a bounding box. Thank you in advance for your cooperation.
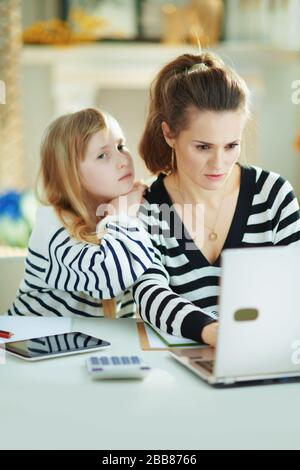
[201,322,218,348]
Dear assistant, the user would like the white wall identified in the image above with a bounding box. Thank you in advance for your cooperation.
[21,0,60,28]
[20,43,300,195]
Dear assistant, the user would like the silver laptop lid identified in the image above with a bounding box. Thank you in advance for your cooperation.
[215,245,300,380]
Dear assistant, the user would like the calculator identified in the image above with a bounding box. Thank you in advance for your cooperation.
[86,355,151,380]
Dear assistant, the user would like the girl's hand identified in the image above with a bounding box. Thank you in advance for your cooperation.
[118,181,148,217]
[96,181,148,219]
[201,322,218,348]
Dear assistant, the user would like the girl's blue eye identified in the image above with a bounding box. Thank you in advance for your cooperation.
[97,153,106,160]
[118,144,127,152]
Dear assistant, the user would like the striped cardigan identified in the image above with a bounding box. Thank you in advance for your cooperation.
[133,164,300,342]
[7,206,155,318]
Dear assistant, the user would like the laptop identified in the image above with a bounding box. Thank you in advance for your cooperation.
[170,245,300,387]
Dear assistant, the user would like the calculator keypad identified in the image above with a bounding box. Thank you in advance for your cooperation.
[89,355,141,368]
[86,355,149,380]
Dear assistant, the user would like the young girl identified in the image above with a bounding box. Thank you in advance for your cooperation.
[7,108,154,318]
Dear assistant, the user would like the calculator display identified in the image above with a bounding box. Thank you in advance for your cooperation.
[5,332,110,359]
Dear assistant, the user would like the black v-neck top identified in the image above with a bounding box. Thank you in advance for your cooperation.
[153,163,255,268]
[133,164,300,342]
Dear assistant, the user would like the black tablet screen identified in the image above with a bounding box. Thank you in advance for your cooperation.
[4,332,110,358]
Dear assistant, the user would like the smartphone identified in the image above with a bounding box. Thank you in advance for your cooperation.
[2,332,111,361]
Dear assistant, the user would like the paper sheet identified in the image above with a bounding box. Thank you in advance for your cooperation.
[144,323,170,349]
[145,322,201,348]
[0,316,73,344]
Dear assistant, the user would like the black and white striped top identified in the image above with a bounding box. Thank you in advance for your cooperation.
[133,164,300,342]
[7,206,155,318]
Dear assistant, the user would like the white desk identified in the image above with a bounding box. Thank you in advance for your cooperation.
[0,318,299,450]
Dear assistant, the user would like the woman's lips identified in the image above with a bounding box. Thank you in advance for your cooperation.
[205,174,225,181]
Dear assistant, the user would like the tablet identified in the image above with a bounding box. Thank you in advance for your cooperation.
[2,332,111,361]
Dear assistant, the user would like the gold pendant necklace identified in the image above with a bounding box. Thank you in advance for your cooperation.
[175,175,229,242]
[208,231,218,241]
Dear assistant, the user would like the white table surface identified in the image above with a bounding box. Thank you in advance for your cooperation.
[1,318,300,450]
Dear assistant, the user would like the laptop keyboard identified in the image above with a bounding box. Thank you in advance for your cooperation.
[195,360,215,373]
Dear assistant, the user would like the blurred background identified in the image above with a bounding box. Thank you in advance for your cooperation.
[0,0,300,249]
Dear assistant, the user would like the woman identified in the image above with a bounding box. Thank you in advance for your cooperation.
[133,51,300,347]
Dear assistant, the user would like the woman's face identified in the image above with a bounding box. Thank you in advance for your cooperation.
[79,117,135,205]
[163,109,246,190]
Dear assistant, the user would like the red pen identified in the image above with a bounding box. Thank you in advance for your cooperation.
[0,330,14,339]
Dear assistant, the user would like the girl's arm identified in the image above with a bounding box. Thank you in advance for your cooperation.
[44,214,155,299]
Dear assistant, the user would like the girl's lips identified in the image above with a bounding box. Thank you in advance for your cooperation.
[119,173,133,181]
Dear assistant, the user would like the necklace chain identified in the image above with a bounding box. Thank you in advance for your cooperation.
[174,174,229,242]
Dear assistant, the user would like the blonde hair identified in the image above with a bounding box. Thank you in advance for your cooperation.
[36,108,116,318]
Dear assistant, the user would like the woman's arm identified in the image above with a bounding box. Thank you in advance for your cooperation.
[273,178,300,245]
[133,239,217,345]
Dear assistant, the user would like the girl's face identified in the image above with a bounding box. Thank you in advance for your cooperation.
[163,109,246,190]
[79,117,135,205]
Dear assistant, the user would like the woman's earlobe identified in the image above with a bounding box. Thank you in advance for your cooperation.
[161,121,170,137]
[161,122,174,148]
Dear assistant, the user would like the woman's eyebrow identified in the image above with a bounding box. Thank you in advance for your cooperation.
[192,140,240,145]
